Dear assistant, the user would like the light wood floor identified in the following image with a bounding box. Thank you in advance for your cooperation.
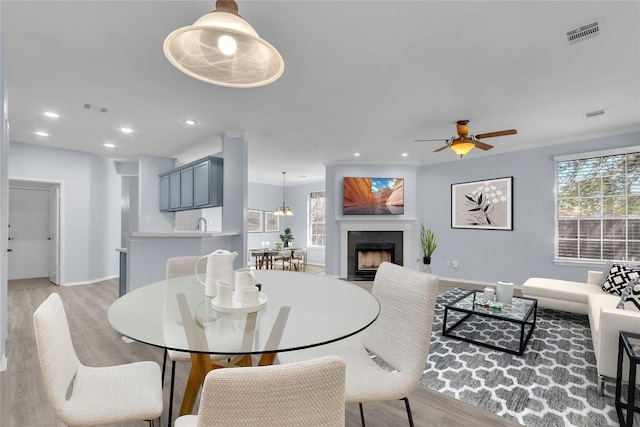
[0,273,521,427]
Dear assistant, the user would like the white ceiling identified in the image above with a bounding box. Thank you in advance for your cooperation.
[1,1,639,186]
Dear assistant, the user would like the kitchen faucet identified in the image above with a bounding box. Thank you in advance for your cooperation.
[196,217,207,232]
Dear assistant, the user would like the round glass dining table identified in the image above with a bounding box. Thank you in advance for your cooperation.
[107,269,380,415]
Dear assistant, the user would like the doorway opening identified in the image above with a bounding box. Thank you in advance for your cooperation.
[8,179,62,285]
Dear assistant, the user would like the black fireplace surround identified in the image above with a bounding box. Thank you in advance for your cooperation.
[347,231,403,280]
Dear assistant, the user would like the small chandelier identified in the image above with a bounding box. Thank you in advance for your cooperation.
[163,0,285,88]
[274,172,293,216]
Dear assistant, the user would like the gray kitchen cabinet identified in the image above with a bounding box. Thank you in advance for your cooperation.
[158,156,223,212]
[194,160,210,206]
[159,174,170,211]
[180,166,194,208]
[168,171,181,210]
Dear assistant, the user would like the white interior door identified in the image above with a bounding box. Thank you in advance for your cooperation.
[49,185,60,284]
[7,187,50,280]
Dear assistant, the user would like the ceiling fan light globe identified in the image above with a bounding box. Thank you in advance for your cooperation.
[450,141,475,157]
[163,8,284,88]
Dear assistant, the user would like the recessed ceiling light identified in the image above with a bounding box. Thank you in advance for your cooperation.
[183,119,197,126]
[402,153,408,157]
[35,131,49,137]
[120,127,134,134]
[104,143,116,148]
[354,152,360,157]
[44,111,59,118]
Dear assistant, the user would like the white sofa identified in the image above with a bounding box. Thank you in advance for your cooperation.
[522,271,640,395]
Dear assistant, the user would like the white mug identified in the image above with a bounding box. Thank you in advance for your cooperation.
[482,287,495,301]
[242,286,259,304]
[216,281,234,307]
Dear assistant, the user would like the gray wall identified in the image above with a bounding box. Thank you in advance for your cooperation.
[247,180,326,265]
[0,35,8,371]
[247,182,285,250]
[284,181,326,265]
[8,142,121,283]
[138,154,175,232]
[421,131,640,285]
[221,135,248,269]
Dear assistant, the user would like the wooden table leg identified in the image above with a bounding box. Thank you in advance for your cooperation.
[258,306,291,366]
[179,352,214,415]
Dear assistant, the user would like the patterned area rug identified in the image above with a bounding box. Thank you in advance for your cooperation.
[420,288,640,426]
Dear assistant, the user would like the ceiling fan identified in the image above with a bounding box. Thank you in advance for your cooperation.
[416,120,517,157]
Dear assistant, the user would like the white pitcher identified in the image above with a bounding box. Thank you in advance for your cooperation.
[195,250,238,297]
[235,268,257,296]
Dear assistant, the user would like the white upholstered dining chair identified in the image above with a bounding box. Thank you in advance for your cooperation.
[174,356,346,427]
[278,261,439,427]
[33,293,163,426]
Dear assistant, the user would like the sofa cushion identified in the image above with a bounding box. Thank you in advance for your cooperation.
[522,278,602,304]
[601,264,640,295]
[616,279,640,311]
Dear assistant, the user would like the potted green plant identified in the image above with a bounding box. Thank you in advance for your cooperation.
[279,228,294,247]
[420,224,438,266]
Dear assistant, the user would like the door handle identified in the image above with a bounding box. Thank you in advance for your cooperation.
[7,249,12,252]
[8,237,13,240]
[47,237,52,240]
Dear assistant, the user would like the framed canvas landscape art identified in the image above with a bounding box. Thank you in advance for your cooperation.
[247,209,263,233]
[451,177,513,230]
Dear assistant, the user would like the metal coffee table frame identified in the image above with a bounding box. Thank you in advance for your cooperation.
[442,290,537,356]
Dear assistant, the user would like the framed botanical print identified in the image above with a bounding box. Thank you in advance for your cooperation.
[451,177,513,230]
[264,211,280,233]
[247,209,263,233]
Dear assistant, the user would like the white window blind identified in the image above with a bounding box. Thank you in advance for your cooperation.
[556,149,640,261]
[309,191,326,247]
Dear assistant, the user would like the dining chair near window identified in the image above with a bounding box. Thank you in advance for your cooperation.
[290,249,307,272]
[33,293,163,426]
[277,261,438,427]
[174,356,346,427]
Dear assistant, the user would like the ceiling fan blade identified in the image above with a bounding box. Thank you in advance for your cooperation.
[474,140,494,150]
[474,129,517,139]
[433,145,450,152]
[415,138,448,142]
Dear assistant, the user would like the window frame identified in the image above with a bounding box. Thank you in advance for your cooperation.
[554,145,640,266]
[308,190,326,248]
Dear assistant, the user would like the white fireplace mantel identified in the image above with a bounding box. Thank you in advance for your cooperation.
[337,218,417,278]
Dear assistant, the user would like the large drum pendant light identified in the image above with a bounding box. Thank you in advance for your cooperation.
[163,0,284,88]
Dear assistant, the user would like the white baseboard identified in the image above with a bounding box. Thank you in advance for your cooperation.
[0,354,7,372]
[62,275,118,286]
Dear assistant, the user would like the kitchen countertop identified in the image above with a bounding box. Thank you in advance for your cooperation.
[126,231,239,239]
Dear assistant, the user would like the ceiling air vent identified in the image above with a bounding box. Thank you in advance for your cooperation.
[83,103,108,113]
[567,21,600,45]
[584,109,606,119]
